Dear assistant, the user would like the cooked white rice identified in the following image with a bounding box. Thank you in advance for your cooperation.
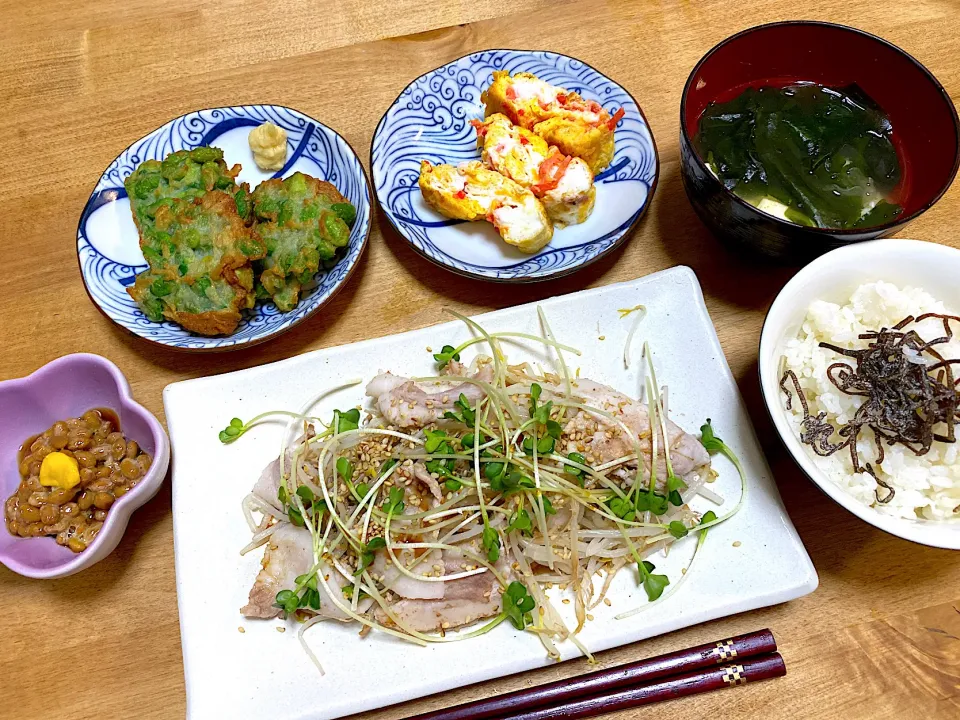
[781,281,960,521]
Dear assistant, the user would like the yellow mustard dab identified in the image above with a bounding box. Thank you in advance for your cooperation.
[249,121,288,171]
[38,451,81,490]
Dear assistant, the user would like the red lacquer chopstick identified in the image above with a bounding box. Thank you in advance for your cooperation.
[403,629,778,720]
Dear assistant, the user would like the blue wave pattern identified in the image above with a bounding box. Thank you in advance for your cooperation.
[78,105,371,350]
[372,50,657,280]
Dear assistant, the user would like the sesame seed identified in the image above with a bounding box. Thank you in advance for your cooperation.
[603,598,612,607]
[276,626,286,633]
[733,541,742,547]
[238,626,246,633]
[586,614,595,621]
[562,598,571,605]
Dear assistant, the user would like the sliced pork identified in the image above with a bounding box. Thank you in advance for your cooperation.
[366,365,494,428]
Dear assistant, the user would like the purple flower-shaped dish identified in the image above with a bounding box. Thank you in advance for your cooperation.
[0,354,169,578]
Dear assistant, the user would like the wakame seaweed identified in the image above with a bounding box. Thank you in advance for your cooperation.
[695,83,903,230]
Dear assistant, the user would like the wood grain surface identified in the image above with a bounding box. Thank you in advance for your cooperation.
[2,0,959,718]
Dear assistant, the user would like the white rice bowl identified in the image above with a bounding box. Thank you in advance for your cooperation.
[780,281,960,522]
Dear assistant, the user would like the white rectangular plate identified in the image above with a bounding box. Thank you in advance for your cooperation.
[164,266,817,720]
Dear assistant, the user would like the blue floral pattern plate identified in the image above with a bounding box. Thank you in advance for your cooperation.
[371,49,658,282]
[77,105,371,352]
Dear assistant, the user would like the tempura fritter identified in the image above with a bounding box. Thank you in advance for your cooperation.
[124,146,251,231]
[127,190,265,336]
[251,172,355,312]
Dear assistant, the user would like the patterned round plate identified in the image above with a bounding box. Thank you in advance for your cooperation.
[371,49,658,282]
[77,105,371,351]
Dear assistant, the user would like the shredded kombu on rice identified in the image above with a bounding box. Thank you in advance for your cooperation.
[780,314,960,503]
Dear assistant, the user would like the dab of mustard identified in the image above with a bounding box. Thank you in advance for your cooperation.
[39,452,81,489]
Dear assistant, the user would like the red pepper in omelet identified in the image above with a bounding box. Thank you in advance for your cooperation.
[471,114,596,226]
[418,160,553,253]
[481,71,622,174]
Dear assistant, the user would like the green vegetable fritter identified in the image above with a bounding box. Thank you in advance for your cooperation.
[124,147,356,334]
[251,172,355,312]
[125,146,251,230]
[127,190,265,336]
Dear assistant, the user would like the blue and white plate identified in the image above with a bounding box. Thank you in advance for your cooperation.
[77,105,372,352]
[371,49,658,282]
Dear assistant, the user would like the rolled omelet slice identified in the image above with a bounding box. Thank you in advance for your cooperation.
[481,70,624,174]
[532,117,615,179]
[472,114,596,226]
[418,160,553,253]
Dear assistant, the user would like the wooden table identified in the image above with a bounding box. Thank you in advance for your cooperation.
[2,0,959,717]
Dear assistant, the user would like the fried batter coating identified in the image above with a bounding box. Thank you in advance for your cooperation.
[125,146,251,231]
[251,172,355,312]
[127,191,265,336]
